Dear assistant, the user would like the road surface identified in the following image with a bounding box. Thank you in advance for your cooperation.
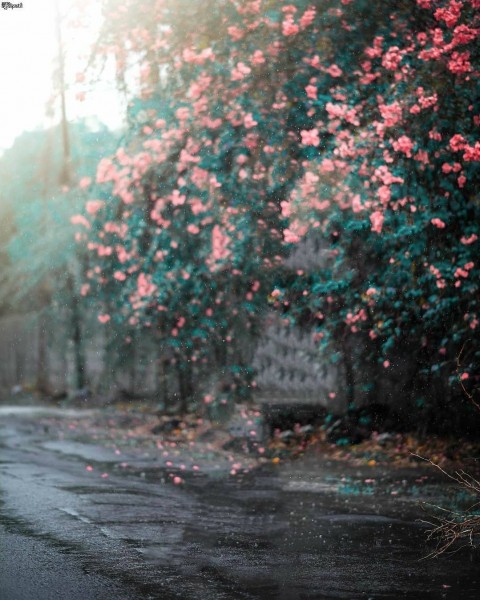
[0,406,478,599]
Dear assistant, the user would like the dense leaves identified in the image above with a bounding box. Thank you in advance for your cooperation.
[73,0,480,417]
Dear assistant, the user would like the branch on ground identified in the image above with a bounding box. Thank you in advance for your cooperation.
[412,453,480,557]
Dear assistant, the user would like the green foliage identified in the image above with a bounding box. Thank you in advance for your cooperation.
[72,0,479,414]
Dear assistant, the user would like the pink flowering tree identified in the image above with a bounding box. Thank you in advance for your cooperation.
[73,0,480,424]
[275,0,480,426]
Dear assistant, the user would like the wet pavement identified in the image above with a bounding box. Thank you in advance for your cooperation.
[0,406,479,599]
[0,525,134,600]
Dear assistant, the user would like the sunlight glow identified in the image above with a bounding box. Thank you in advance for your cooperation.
[0,0,123,152]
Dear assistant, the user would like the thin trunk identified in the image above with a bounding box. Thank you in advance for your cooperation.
[54,0,72,186]
[71,289,86,390]
[343,345,355,410]
[158,356,169,410]
[176,360,192,415]
[37,311,50,395]
[129,336,136,394]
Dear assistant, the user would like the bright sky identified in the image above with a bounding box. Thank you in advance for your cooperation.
[0,0,124,153]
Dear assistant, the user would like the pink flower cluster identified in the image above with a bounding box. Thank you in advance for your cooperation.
[392,135,414,157]
[137,273,157,297]
[344,308,367,333]
[282,14,299,36]
[370,211,384,233]
[434,0,462,28]
[300,128,320,146]
[379,101,402,127]
[381,46,403,70]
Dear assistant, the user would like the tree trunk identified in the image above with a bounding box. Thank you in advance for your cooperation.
[176,360,193,415]
[37,312,50,395]
[343,343,355,410]
[71,291,86,390]
[129,336,137,395]
[157,355,169,410]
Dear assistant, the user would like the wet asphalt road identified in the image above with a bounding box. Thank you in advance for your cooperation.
[0,407,479,600]
[0,526,134,600]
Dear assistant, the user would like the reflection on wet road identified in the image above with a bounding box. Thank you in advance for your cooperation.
[0,408,478,599]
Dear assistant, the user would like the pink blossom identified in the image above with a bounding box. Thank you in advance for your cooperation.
[98,314,110,324]
[86,200,105,215]
[283,229,300,243]
[451,24,480,48]
[449,134,466,151]
[435,1,462,27]
[305,84,317,99]
[319,158,335,172]
[352,195,363,213]
[182,47,214,65]
[448,51,472,74]
[300,128,320,146]
[284,220,308,243]
[378,185,391,205]
[251,50,265,65]
[244,113,258,129]
[463,142,480,162]
[382,46,403,70]
[175,107,190,121]
[79,177,91,189]
[282,16,299,36]
[231,62,251,81]
[137,273,157,297]
[418,92,438,109]
[70,215,91,229]
[460,234,478,245]
[370,211,384,233]
[431,218,446,228]
[379,101,402,127]
[392,135,414,157]
[304,55,321,69]
[414,150,429,164]
[325,64,343,77]
[114,271,126,281]
[227,26,244,41]
[299,8,316,28]
[211,225,231,261]
[365,36,384,59]
[170,190,186,206]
